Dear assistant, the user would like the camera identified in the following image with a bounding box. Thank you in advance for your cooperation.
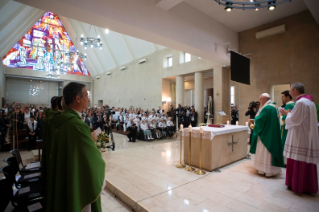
[248,101,257,110]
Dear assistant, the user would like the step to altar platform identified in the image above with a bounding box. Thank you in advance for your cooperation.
[102,139,284,212]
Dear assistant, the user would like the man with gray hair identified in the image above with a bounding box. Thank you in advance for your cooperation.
[280,82,319,194]
[249,93,284,177]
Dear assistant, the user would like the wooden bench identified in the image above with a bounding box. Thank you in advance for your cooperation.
[9,129,29,150]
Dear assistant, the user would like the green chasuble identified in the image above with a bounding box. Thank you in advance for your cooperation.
[46,108,105,212]
[280,102,295,149]
[250,103,284,168]
[42,109,61,208]
[315,103,319,122]
[42,109,61,179]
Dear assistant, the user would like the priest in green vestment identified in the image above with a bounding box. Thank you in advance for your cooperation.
[42,96,62,208]
[46,82,105,212]
[279,91,295,149]
[250,93,284,177]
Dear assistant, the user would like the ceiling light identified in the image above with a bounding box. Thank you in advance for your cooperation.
[30,80,32,82]
[268,1,276,10]
[81,34,83,37]
[105,29,109,34]
[97,35,100,38]
[84,46,87,50]
[225,2,232,12]
[40,81,42,82]
[255,7,259,11]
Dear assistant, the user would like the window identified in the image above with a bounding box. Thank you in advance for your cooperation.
[184,53,191,62]
[167,56,173,67]
[230,86,235,105]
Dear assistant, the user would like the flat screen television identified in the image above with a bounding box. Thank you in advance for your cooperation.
[230,51,250,85]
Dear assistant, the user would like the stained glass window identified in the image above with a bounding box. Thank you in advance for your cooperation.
[2,12,90,76]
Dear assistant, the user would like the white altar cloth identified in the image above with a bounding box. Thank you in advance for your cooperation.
[182,125,249,140]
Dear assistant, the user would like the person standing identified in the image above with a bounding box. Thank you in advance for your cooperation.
[27,115,37,151]
[280,83,319,194]
[280,91,295,149]
[249,93,284,177]
[47,82,105,212]
[231,106,238,125]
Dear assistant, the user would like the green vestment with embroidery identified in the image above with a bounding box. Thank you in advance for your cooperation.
[250,104,284,168]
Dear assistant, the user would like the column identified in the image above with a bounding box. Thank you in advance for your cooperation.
[213,66,230,124]
[195,72,204,125]
[0,63,5,108]
[176,75,184,107]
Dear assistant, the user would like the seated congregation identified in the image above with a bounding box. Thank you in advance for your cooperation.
[81,106,176,142]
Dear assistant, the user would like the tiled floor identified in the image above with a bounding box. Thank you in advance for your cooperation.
[1,133,318,212]
[102,133,319,212]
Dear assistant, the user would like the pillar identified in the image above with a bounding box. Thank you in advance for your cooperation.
[176,75,184,107]
[213,66,230,124]
[0,63,5,107]
[195,72,204,125]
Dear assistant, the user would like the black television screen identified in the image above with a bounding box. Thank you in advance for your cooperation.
[230,51,250,85]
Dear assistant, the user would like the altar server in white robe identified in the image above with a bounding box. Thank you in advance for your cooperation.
[280,82,319,194]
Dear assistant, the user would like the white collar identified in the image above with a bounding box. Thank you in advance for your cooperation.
[286,101,294,105]
[296,94,305,99]
[71,109,82,118]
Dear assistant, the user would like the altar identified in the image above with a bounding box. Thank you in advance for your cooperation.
[183,125,249,171]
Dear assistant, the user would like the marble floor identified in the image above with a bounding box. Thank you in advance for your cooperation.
[102,133,319,212]
[1,133,318,212]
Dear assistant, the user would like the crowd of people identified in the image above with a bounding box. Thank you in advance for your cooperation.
[0,104,45,151]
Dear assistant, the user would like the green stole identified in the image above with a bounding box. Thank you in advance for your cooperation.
[46,108,105,212]
[280,102,295,149]
[250,103,284,168]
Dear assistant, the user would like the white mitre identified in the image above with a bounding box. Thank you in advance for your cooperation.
[261,93,270,98]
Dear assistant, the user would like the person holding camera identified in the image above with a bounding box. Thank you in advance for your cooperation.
[231,106,238,125]
[245,101,258,119]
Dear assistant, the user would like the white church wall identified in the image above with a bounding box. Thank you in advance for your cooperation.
[93,48,215,110]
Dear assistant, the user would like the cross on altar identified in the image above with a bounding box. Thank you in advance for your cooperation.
[228,135,238,152]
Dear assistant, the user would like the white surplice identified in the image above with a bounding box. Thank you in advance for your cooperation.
[254,137,281,177]
[284,97,319,164]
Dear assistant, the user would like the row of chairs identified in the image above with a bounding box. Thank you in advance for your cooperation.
[0,149,43,212]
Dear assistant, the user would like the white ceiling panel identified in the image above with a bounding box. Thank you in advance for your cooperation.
[123,35,156,59]
[103,30,133,66]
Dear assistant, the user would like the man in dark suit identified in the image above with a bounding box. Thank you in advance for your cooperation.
[127,124,137,142]
[176,104,184,129]
[27,115,37,151]
[93,112,104,131]
[190,109,198,127]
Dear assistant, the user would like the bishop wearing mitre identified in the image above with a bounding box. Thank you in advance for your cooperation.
[250,93,284,177]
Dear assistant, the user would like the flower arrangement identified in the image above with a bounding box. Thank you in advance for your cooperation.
[96,132,109,152]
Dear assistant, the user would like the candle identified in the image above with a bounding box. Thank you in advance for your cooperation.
[180,124,183,131]
[200,126,203,133]
[227,121,230,125]
[236,121,239,125]
[189,124,192,132]
[245,122,248,127]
